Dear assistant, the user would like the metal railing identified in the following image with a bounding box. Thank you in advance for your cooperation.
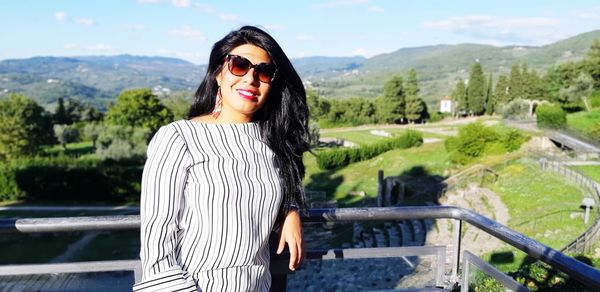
[1,206,600,290]
[539,158,600,254]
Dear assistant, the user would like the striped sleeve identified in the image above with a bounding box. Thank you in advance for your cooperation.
[134,125,198,292]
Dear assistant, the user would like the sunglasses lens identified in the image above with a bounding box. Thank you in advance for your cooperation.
[227,55,276,83]
[229,55,251,76]
[257,64,276,83]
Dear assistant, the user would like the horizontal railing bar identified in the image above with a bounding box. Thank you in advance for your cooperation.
[0,215,139,233]
[0,259,140,276]
[303,246,446,260]
[462,251,529,292]
[1,206,599,288]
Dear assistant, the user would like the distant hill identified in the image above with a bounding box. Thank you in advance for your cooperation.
[304,29,600,103]
[0,55,205,110]
[0,30,598,109]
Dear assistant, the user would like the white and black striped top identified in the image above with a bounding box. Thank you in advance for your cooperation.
[133,120,283,292]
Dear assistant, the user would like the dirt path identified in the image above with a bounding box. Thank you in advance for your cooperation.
[426,184,510,257]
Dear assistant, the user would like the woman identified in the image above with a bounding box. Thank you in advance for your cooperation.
[133,26,310,291]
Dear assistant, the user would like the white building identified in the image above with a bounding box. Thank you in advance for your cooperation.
[439,96,453,113]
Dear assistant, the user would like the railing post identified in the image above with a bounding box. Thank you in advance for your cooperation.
[452,219,462,284]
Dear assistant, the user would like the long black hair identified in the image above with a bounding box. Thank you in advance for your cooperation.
[188,26,310,220]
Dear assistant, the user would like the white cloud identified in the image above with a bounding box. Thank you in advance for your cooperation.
[368,6,384,13]
[219,13,240,22]
[296,34,315,41]
[55,12,67,21]
[75,18,96,26]
[86,43,114,52]
[171,0,191,8]
[63,43,79,50]
[422,14,561,45]
[168,26,206,41]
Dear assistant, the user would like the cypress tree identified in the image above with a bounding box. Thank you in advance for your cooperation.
[495,75,510,106]
[53,97,70,124]
[508,64,523,101]
[467,62,486,115]
[404,69,424,123]
[485,73,495,115]
[452,79,467,116]
[378,75,406,123]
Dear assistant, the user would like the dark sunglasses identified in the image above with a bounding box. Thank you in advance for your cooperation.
[225,54,277,83]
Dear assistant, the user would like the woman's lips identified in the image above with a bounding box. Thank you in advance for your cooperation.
[236,89,258,101]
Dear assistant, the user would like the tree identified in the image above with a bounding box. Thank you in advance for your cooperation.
[452,79,467,116]
[559,72,594,111]
[162,91,193,120]
[508,64,523,101]
[378,75,405,123]
[485,73,495,115]
[583,40,600,89]
[83,122,102,148]
[404,69,424,123]
[306,89,331,120]
[405,69,419,99]
[405,97,425,123]
[81,106,104,122]
[53,97,70,124]
[495,75,510,106]
[0,94,54,159]
[53,124,80,150]
[95,125,151,161]
[105,88,174,133]
[467,62,486,115]
[525,69,546,100]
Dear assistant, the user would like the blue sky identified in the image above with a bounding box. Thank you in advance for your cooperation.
[2,0,600,64]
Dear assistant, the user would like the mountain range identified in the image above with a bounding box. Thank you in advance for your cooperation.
[1,29,599,110]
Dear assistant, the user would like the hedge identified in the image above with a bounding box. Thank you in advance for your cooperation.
[0,156,143,202]
[316,130,423,170]
[445,123,528,165]
[536,104,567,129]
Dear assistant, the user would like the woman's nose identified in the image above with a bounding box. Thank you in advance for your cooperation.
[242,67,260,85]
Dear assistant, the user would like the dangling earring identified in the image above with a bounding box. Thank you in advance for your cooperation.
[212,86,222,119]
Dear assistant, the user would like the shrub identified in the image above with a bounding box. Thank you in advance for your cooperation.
[96,125,150,161]
[316,130,423,170]
[498,127,529,152]
[0,156,142,202]
[445,123,528,164]
[502,99,531,120]
[536,104,567,129]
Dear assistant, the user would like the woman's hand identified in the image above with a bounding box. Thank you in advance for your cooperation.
[277,210,305,271]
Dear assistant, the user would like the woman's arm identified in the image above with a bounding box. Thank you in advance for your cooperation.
[134,125,197,292]
[276,209,305,271]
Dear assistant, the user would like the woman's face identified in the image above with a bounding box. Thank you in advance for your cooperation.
[216,44,273,122]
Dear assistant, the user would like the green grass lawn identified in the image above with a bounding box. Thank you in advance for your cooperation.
[567,108,600,140]
[572,165,600,183]
[490,159,594,249]
[44,140,95,156]
[304,141,451,206]
[484,158,597,274]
